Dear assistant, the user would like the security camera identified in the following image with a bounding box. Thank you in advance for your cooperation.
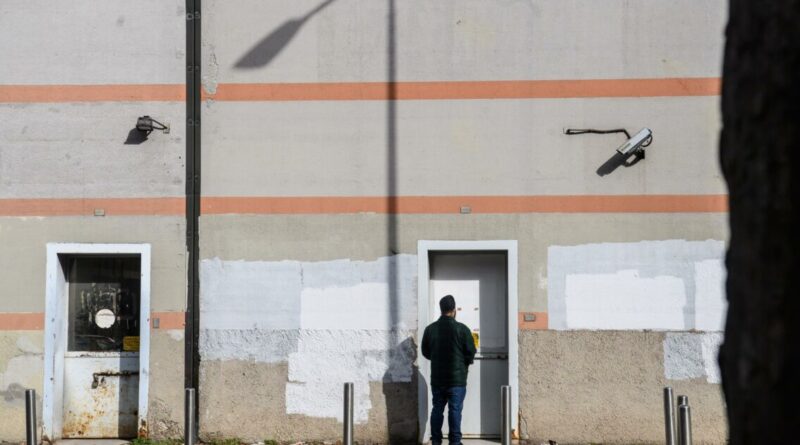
[616,128,652,157]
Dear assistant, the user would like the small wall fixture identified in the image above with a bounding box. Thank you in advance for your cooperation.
[565,127,654,176]
[565,127,652,160]
[136,116,170,134]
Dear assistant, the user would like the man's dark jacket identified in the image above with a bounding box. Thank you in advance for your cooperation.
[421,315,477,387]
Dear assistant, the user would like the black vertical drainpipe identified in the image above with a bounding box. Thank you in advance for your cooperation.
[185,0,201,429]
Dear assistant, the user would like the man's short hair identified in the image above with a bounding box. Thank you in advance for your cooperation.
[439,295,456,313]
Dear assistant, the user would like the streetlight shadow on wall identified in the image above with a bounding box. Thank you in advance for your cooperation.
[234,0,337,69]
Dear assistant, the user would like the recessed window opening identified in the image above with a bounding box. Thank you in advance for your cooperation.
[65,255,141,353]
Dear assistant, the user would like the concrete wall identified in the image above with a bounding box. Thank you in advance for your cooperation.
[198,0,728,443]
[2,0,729,443]
[0,0,186,440]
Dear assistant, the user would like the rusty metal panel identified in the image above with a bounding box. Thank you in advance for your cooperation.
[62,354,139,438]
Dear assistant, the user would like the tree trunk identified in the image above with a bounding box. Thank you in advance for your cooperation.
[719,1,800,443]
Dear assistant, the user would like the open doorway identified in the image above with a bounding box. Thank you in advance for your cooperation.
[417,241,518,442]
[43,244,151,440]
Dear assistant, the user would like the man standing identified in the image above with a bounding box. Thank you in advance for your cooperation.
[421,295,477,445]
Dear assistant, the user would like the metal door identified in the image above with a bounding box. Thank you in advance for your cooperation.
[430,252,508,438]
[62,257,140,438]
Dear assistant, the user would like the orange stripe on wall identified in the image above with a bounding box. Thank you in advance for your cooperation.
[0,198,185,217]
[518,312,548,330]
[202,195,728,215]
[0,78,720,103]
[151,311,186,330]
[0,84,185,103]
[0,313,45,330]
[207,78,721,101]
[0,312,185,331]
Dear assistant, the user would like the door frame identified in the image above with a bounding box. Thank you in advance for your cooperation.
[417,240,518,442]
[43,243,151,440]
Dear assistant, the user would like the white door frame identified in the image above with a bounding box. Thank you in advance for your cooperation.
[43,243,151,440]
[417,240,519,442]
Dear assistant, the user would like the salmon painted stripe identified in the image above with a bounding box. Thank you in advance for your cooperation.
[0,198,185,216]
[0,312,185,331]
[0,84,185,103]
[151,311,186,329]
[208,78,721,101]
[518,312,548,330]
[0,78,720,103]
[0,313,45,330]
[0,195,727,216]
[202,195,728,214]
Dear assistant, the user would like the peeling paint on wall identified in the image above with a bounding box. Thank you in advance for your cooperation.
[663,332,722,383]
[167,329,184,341]
[1,336,44,404]
[199,255,417,423]
[548,240,726,330]
[286,331,415,423]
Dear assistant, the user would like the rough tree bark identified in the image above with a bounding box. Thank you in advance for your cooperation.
[719,0,800,443]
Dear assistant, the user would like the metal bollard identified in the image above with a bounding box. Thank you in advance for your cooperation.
[343,382,354,445]
[501,385,512,445]
[663,387,676,445]
[25,389,36,445]
[678,404,692,445]
[185,388,196,445]
[677,395,688,407]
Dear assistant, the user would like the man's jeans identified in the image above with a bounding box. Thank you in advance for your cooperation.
[430,385,467,445]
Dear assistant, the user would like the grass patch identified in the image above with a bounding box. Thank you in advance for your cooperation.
[208,438,244,445]
[130,439,183,445]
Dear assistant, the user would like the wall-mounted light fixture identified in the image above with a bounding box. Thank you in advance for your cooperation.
[564,127,653,161]
[125,116,171,145]
[565,127,654,176]
[136,116,170,134]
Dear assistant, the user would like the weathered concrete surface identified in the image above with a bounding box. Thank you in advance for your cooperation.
[202,97,723,197]
[203,0,725,84]
[0,216,187,312]
[0,332,44,442]
[0,103,184,199]
[200,213,727,313]
[0,0,184,85]
[519,330,727,444]
[199,360,418,443]
[147,330,186,439]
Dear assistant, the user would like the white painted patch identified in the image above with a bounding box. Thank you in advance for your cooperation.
[200,329,299,363]
[286,330,414,423]
[663,332,723,383]
[565,270,686,330]
[694,259,727,331]
[167,329,184,341]
[199,255,418,423]
[200,258,303,330]
[548,240,726,330]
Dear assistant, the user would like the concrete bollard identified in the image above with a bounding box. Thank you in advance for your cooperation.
[25,389,36,445]
[185,388,196,445]
[501,385,512,445]
[678,404,693,445]
[663,387,676,445]
[343,382,354,445]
